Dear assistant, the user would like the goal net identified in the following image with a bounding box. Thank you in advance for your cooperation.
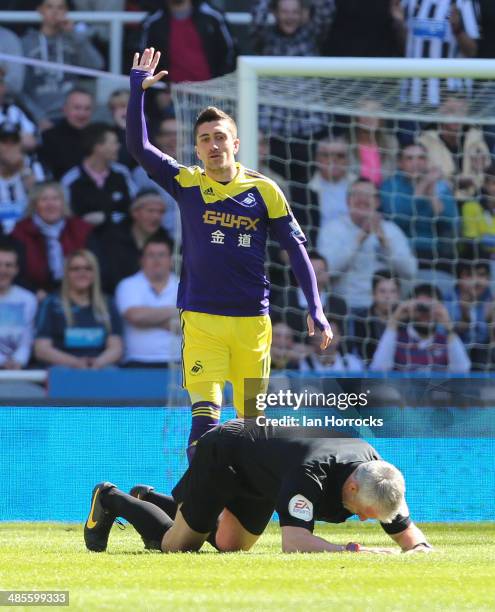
[173,58,495,372]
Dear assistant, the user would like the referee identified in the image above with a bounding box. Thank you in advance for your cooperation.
[84,420,432,554]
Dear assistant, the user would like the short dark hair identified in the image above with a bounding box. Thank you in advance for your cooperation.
[271,0,303,9]
[372,269,400,292]
[412,282,442,301]
[65,87,93,103]
[82,122,117,156]
[307,250,328,268]
[194,106,237,139]
[400,142,427,158]
[0,240,19,262]
[456,260,490,278]
[143,234,174,255]
[349,177,377,192]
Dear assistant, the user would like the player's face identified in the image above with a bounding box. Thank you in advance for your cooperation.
[132,201,166,234]
[67,255,95,293]
[64,93,93,129]
[195,120,239,175]
[35,186,65,224]
[0,252,18,292]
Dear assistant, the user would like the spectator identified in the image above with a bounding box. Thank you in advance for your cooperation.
[107,89,136,170]
[250,0,334,56]
[0,122,45,234]
[380,143,459,269]
[0,65,37,151]
[133,117,179,237]
[0,242,37,369]
[462,162,495,255]
[89,190,172,294]
[0,26,25,95]
[323,0,405,58]
[38,88,94,180]
[141,0,236,82]
[309,137,356,226]
[272,250,347,342]
[21,0,104,129]
[300,317,363,373]
[61,122,137,228]
[351,270,401,365]
[12,181,92,296]
[318,178,417,310]
[115,235,180,368]
[417,95,490,195]
[445,260,492,367]
[349,99,399,187]
[270,321,306,370]
[398,0,479,106]
[71,0,125,49]
[370,282,471,372]
[35,249,122,368]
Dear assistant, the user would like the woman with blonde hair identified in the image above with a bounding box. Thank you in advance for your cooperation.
[349,99,398,187]
[35,249,122,369]
[12,180,92,297]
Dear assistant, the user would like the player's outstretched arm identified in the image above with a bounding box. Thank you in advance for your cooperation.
[281,526,397,554]
[388,522,433,554]
[126,48,181,195]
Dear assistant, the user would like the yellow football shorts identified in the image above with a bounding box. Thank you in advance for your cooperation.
[180,310,272,417]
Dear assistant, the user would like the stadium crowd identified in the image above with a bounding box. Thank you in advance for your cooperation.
[1,0,495,374]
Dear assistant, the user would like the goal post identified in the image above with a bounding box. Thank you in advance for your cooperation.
[237,56,495,170]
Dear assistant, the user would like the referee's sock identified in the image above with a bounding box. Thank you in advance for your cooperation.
[187,401,220,464]
[138,490,178,520]
[101,487,173,548]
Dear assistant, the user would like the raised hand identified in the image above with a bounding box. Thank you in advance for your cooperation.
[132,47,168,90]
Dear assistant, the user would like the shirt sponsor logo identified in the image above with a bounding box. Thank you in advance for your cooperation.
[288,494,313,522]
[203,210,259,231]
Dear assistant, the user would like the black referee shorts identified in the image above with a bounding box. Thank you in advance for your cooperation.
[171,425,274,536]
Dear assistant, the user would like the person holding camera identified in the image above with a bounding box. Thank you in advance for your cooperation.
[370,282,470,372]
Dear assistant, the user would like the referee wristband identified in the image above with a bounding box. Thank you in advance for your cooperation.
[345,542,361,552]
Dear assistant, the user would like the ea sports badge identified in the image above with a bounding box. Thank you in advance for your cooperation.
[288,495,313,522]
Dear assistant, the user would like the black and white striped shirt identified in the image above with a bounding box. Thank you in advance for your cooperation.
[0,103,36,136]
[402,0,480,105]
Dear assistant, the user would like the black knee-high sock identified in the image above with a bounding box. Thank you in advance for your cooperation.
[102,488,173,544]
[142,490,219,550]
[141,491,178,519]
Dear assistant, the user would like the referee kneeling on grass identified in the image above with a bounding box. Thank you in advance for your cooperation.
[84,420,432,555]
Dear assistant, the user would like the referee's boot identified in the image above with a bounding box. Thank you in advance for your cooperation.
[84,482,117,552]
[129,484,154,501]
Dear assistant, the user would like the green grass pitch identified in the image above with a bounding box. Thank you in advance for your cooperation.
[1,522,494,611]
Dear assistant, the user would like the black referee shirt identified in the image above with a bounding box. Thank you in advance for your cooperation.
[217,420,411,534]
